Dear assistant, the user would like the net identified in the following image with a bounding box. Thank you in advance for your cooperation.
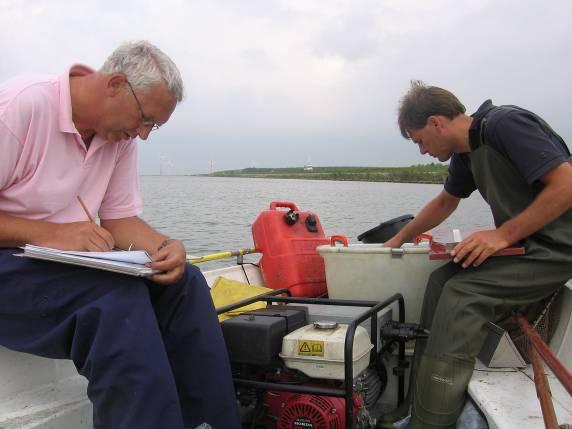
[497,288,562,363]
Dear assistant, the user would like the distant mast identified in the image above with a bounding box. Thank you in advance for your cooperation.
[303,157,313,171]
[210,160,214,175]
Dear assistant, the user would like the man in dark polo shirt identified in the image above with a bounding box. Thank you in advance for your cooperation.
[384,81,572,428]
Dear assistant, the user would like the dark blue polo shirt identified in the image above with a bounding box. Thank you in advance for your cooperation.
[445,100,570,198]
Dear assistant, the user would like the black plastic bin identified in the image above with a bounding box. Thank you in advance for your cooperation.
[357,214,414,244]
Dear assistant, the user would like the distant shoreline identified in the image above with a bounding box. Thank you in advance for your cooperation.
[198,164,449,184]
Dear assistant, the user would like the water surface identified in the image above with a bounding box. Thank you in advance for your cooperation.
[140,176,492,270]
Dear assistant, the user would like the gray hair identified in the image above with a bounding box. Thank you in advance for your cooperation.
[398,80,465,139]
[100,40,184,102]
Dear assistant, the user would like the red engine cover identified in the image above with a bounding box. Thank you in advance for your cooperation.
[252,201,329,297]
[264,390,360,429]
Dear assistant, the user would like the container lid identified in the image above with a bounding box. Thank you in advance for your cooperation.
[313,320,338,330]
[357,214,414,243]
[317,242,431,255]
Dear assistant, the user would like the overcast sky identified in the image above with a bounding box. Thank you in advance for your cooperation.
[1,0,571,174]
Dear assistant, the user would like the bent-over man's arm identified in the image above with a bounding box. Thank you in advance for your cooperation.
[383,189,460,248]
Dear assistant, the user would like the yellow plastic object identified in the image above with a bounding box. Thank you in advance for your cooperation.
[187,248,258,264]
[210,277,273,322]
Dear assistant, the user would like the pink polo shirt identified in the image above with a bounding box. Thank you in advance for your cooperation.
[0,65,142,222]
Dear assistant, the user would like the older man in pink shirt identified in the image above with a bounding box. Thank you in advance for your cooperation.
[0,41,239,429]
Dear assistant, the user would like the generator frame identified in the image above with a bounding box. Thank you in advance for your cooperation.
[217,289,406,428]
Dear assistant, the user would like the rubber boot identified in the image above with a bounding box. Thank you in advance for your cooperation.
[406,354,474,429]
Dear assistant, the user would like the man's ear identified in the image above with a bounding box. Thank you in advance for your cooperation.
[427,115,440,128]
[105,73,127,97]
[428,115,447,134]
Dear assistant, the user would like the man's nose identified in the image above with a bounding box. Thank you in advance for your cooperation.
[137,126,152,141]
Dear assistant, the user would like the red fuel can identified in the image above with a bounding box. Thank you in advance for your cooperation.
[252,202,329,297]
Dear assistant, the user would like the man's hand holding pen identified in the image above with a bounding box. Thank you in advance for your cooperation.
[37,221,115,251]
[75,196,186,280]
[38,195,116,252]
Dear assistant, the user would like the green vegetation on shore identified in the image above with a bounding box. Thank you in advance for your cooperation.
[206,164,448,184]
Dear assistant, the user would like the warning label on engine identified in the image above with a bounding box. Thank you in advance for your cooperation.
[298,340,324,356]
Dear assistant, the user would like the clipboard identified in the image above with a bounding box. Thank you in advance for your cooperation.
[18,245,160,277]
[416,228,525,261]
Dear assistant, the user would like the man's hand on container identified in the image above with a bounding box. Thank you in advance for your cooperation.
[382,236,404,249]
[451,229,509,268]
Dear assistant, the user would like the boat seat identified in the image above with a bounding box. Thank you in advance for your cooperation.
[469,280,572,428]
[0,347,91,429]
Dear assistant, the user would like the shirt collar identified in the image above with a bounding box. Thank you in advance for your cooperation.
[469,99,496,150]
[58,64,95,134]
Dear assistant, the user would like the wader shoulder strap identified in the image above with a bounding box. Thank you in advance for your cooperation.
[478,105,570,156]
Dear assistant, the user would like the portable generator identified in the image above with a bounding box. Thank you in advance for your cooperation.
[220,293,410,428]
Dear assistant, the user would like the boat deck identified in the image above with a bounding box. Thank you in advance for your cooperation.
[0,352,90,429]
[470,364,572,428]
[470,279,572,428]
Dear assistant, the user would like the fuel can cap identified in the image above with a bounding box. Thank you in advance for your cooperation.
[313,320,338,330]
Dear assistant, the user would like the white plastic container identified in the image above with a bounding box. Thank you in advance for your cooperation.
[317,243,448,323]
[280,323,373,380]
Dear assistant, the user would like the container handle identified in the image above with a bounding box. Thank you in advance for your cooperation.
[269,201,299,211]
[414,233,433,245]
[330,235,349,247]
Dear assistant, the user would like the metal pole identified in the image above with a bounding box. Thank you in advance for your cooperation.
[529,346,559,429]
[516,313,572,396]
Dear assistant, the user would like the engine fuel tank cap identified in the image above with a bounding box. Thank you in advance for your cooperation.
[313,320,338,330]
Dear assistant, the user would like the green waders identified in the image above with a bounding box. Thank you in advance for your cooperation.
[407,118,572,429]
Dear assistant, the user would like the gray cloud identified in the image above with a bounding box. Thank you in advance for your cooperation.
[312,13,381,61]
[1,0,571,174]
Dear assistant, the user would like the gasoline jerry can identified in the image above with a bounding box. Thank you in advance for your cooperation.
[252,201,329,297]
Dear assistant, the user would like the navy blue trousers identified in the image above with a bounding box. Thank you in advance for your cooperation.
[0,249,240,429]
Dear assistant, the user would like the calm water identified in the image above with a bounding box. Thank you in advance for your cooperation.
[140,176,493,270]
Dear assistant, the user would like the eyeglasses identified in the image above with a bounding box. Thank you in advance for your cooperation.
[126,80,160,131]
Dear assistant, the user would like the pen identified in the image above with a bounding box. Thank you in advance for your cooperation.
[77,195,95,223]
